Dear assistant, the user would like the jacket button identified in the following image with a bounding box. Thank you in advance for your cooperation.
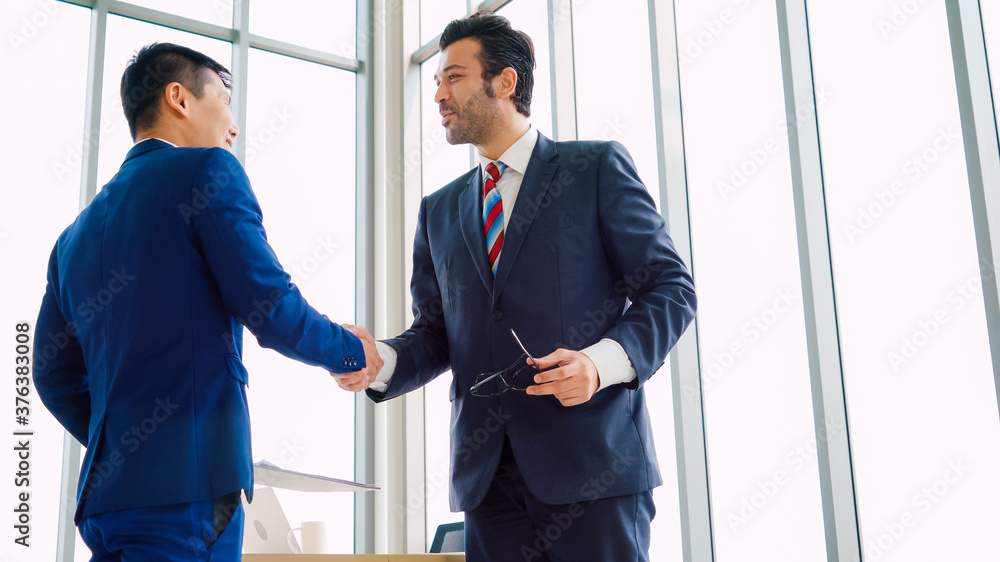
[492,310,503,320]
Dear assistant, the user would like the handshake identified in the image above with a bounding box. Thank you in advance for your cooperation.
[330,323,606,407]
[330,324,384,392]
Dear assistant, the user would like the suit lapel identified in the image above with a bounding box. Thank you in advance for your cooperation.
[458,167,494,295]
[492,135,559,305]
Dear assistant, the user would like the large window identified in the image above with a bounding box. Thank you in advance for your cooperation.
[573,0,661,207]
[242,48,359,552]
[251,0,357,58]
[676,0,826,559]
[0,3,91,560]
[809,1,1000,558]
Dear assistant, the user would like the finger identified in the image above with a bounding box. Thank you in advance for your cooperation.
[330,373,358,385]
[331,369,368,386]
[531,348,573,370]
[344,368,371,391]
[337,380,360,392]
[556,386,588,400]
[526,378,580,396]
[335,376,359,391]
[558,394,589,407]
[344,323,374,343]
[331,369,364,381]
[532,365,575,385]
[342,380,369,392]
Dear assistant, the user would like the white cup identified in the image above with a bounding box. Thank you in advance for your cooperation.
[286,521,333,554]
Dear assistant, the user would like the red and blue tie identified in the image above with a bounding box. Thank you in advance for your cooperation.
[483,161,507,275]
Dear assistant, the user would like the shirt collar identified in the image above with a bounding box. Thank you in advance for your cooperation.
[136,137,179,148]
[478,126,538,178]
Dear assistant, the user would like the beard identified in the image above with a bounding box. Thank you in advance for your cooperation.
[442,85,503,146]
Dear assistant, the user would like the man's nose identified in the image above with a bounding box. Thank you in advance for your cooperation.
[230,123,239,139]
[435,82,449,105]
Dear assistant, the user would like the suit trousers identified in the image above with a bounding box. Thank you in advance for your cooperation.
[465,436,654,562]
[79,491,243,561]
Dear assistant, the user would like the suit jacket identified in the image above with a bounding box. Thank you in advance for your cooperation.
[33,139,364,522]
[368,133,697,510]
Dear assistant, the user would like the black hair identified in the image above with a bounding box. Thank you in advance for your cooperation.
[439,11,535,117]
[119,43,232,141]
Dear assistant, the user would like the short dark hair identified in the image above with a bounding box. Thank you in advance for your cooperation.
[439,11,535,117]
[120,43,232,141]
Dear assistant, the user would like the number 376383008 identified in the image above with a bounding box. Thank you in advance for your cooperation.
[15,323,30,426]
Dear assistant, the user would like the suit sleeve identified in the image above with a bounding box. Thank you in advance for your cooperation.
[188,148,365,373]
[367,199,450,402]
[33,250,91,445]
[596,141,697,386]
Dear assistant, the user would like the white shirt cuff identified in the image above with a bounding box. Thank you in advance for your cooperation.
[581,338,637,392]
[368,341,397,392]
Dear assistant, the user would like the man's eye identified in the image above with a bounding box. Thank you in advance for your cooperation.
[449,74,459,81]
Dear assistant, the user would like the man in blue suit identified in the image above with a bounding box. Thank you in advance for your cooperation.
[33,43,379,560]
[333,12,696,562]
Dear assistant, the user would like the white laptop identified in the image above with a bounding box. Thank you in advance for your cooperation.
[241,486,298,554]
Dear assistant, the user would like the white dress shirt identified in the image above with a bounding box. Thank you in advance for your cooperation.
[370,126,637,393]
[137,137,178,147]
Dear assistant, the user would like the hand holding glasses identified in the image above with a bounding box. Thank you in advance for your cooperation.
[470,329,554,397]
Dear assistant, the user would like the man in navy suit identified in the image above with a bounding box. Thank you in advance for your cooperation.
[33,43,380,560]
[333,12,696,562]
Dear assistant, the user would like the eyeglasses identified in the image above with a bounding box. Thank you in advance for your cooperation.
[470,329,551,397]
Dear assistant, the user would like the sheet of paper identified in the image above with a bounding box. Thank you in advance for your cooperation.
[253,460,379,492]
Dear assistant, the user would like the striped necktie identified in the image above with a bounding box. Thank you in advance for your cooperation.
[483,161,507,275]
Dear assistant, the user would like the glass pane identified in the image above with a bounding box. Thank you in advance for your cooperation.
[573,1,678,558]
[0,3,91,560]
[119,0,233,27]
[573,0,661,208]
[983,0,1000,136]
[251,0,356,58]
[244,48,358,553]
[420,51,470,547]
[645,365,683,561]
[421,0,468,45]
[495,0,554,139]
[808,1,1000,560]
[676,0,827,559]
[97,15,233,188]
[424,372,456,548]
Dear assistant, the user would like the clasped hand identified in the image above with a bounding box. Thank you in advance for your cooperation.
[330,324,382,392]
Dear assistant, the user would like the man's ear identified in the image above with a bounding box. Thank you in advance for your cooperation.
[162,82,189,118]
[495,67,518,101]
